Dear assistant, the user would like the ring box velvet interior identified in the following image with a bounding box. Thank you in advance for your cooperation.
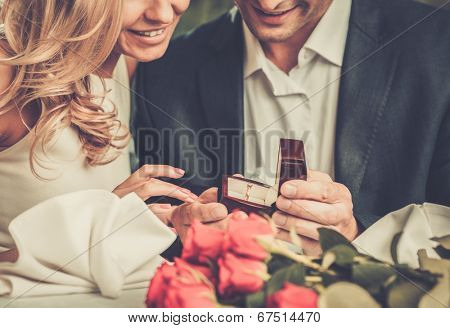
[220,138,307,215]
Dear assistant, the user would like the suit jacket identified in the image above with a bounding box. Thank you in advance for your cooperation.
[133,0,450,229]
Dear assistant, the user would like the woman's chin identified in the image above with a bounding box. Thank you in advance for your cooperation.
[124,46,170,63]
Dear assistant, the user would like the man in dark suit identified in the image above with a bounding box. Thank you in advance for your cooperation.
[133,0,450,248]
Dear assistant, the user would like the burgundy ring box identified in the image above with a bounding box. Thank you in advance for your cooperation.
[219,138,307,215]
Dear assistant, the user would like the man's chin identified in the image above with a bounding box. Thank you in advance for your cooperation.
[251,27,299,43]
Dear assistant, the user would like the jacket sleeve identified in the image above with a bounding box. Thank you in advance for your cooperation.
[426,104,450,207]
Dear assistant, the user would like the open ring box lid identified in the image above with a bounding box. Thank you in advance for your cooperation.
[220,138,307,214]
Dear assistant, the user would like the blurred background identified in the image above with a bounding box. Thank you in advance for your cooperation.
[175,0,449,37]
[174,0,234,36]
[0,1,448,33]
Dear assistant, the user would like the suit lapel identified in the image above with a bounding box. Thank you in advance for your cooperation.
[198,9,245,174]
[335,0,399,198]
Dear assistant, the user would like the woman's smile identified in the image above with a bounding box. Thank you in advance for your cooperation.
[127,27,169,45]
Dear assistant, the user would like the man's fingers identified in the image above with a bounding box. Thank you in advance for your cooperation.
[198,187,219,203]
[276,230,322,256]
[228,211,248,220]
[197,203,229,223]
[307,169,333,182]
[206,217,230,230]
[280,179,351,204]
[172,201,229,227]
[272,211,326,240]
[275,198,348,225]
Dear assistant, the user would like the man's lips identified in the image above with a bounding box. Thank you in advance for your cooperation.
[252,4,299,17]
[250,3,301,25]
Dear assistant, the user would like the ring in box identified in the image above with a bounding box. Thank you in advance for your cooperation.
[220,138,307,215]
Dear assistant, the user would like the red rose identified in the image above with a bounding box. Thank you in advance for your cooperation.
[223,213,273,261]
[218,252,268,298]
[189,262,217,286]
[146,259,217,308]
[267,283,318,308]
[182,220,225,264]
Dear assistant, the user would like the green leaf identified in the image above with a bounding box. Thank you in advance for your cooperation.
[352,263,397,292]
[318,228,356,253]
[327,245,358,266]
[395,264,439,285]
[267,254,295,274]
[419,270,450,308]
[390,232,402,265]
[431,235,450,250]
[245,291,266,308]
[321,272,342,287]
[266,263,305,295]
[417,249,450,306]
[318,282,381,308]
[386,277,434,308]
[320,252,336,271]
[418,249,450,275]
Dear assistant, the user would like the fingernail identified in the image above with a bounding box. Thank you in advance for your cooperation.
[282,183,297,197]
[181,189,191,194]
[277,197,292,210]
[158,204,172,209]
[176,168,185,176]
[213,206,227,218]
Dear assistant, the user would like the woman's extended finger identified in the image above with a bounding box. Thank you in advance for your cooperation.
[135,179,197,202]
[148,203,174,225]
[118,164,186,188]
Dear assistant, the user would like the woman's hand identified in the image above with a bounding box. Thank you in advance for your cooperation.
[0,248,18,263]
[113,165,198,203]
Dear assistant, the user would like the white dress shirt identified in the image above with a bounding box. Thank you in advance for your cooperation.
[243,0,352,184]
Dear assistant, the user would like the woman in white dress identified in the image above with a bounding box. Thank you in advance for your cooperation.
[0,0,196,289]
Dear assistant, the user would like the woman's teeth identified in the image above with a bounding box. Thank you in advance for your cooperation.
[132,29,165,37]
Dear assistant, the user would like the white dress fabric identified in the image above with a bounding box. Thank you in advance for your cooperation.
[0,56,131,250]
[0,190,176,298]
[353,203,450,268]
[0,56,176,298]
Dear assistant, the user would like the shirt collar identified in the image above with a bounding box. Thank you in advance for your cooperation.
[243,0,352,78]
[303,0,352,67]
[243,22,266,79]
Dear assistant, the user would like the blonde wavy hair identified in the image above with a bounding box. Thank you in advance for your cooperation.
[0,0,129,175]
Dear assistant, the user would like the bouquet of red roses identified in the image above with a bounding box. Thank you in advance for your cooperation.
[146,212,449,308]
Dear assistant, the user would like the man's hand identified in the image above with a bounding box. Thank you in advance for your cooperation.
[273,170,358,252]
[170,187,229,242]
